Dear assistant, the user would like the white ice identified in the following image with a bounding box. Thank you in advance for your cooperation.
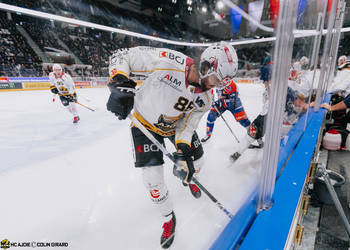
[0,84,264,250]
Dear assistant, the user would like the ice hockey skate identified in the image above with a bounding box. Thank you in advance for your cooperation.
[189,183,201,198]
[248,138,264,149]
[201,134,211,143]
[160,212,176,249]
[73,116,80,123]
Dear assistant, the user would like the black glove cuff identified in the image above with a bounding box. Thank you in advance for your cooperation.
[109,74,137,89]
[51,88,59,94]
[173,151,186,161]
[176,143,192,158]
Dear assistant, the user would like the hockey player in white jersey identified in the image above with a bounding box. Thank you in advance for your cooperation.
[49,64,80,123]
[106,43,238,249]
[230,59,310,163]
[328,55,350,94]
[288,56,313,100]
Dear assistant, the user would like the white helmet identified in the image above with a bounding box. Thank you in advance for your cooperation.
[338,55,347,66]
[52,64,62,71]
[199,41,238,83]
[300,56,309,66]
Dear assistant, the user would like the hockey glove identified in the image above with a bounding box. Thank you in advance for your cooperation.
[247,114,266,139]
[173,143,195,184]
[50,86,59,94]
[107,74,136,120]
[214,99,223,110]
[66,94,76,103]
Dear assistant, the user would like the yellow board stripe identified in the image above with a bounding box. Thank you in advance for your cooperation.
[0,86,105,92]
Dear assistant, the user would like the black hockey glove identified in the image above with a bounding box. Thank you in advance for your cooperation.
[173,143,195,184]
[107,74,136,120]
[66,93,76,103]
[247,114,266,139]
[50,86,59,94]
[214,99,227,112]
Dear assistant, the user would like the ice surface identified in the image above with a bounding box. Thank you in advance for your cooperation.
[0,84,264,250]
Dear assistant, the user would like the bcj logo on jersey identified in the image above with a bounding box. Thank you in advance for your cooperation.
[137,144,160,153]
[159,51,184,65]
[159,51,168,58]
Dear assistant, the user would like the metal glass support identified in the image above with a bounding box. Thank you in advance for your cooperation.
[317,163,350,237]
[303,13,324,131]
[324,1,346,92]
[257,0,298,211]
[314,0,339,111]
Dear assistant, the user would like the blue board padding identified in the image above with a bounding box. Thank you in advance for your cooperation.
[210,190,258,250]
[8,77,50,81]
[277,111,313,175]
[239,107,328,250]
[211,94,330,250]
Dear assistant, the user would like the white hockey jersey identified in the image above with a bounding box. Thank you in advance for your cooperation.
[109,46,213,146]
[49,72,76,96]
[288,75,312,99]
[328,67,350,95]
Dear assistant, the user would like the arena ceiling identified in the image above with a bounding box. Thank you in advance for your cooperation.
[97,0,266,40]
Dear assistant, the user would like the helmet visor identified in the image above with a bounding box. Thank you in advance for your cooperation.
[199,60,219,80]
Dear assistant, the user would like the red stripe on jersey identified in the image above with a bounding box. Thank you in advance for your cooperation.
[222,99,227,108]
[234,111,247,121]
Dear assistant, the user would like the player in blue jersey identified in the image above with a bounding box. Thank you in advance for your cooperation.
[201,78,251,142]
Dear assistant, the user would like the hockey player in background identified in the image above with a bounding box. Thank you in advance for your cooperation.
[292,56,309,72]
[230,58,309,162]
[200,78,251,143]
[106,42,238,249]
[328,55,350,94]
[288,56,312,100]
[49,64,80,123]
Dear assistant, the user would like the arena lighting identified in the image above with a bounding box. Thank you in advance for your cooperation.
[202,6,207,13]
[0,3,349,48]
[217,1,224,10]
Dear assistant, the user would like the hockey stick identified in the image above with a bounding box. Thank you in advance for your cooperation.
[75,101,95,112]
[79,95,91,102]
[128,113,234,219]
[212,105,240,143]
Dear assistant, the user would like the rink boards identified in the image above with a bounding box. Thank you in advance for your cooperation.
[0,77,108,92]
[212,94,331,250]
[0,76,261,92]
